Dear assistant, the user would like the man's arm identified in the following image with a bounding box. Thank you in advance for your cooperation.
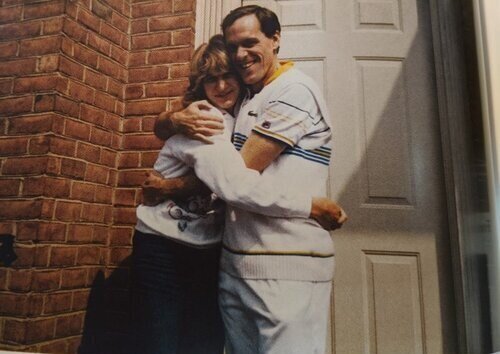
[154,101,225,143]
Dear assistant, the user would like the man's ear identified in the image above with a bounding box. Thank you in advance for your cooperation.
[272,31,281,54]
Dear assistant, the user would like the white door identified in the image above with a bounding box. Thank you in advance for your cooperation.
[222,0,457,352]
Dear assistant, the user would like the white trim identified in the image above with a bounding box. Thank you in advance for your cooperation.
[472,0,500,350]
[194,0,241,46]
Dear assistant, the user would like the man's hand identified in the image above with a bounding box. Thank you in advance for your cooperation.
[154,101,225,143]
[310,197,348,231]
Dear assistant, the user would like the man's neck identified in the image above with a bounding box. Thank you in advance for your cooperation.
[251,60,280,93]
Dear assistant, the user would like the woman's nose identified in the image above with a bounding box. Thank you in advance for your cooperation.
[216,79,226,91]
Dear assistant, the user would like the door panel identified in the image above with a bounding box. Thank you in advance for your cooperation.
[230,0,456,352]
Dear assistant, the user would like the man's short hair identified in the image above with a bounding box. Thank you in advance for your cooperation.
[221,5,281,38]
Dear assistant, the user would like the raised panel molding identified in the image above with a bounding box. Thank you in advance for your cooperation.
[195,0,241,46]
[355,58,415,208]
[363,252,425,354]
[356,0,402,31]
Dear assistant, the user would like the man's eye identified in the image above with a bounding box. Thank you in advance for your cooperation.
[227,45,237,53]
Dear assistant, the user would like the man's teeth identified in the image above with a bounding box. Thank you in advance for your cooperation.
[241,62,253,69]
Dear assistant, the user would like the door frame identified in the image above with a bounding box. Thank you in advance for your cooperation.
[194,1,470,352]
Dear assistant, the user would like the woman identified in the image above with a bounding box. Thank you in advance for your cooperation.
[130,34,239,354]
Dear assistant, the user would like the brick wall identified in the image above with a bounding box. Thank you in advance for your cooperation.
[0,0,195,352]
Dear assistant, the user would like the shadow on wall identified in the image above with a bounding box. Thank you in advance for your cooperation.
[79,259,132,354]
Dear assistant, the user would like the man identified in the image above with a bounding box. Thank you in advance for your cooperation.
[153,5,342,353]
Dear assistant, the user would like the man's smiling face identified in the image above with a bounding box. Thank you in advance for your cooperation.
[224,14,280,92]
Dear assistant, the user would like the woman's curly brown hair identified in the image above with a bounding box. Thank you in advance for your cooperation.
[182,34,241,107]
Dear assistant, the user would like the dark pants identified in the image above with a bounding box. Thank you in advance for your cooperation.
[130,230,224,354]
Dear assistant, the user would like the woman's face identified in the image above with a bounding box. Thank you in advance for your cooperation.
[203,71,240,112]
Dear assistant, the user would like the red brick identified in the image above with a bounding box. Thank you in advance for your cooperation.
[34,93,56,112]
[44,292,72,314]
[0,199,42,220]
[71,181,96,202]
[37,222,67,242]
[149,14,192,31]
[0,137,28,156]
[122,133,163,150]
[115,101,125,116]
[72,290,91,311]
[49,135,76,156]
[78,7,101,32]
[125,85,143,100]
[107,78,123,98]
[55,95,80,117]
[41,198,56,219]
[39,339,68,354]
[0,78,13,94]
[32,270,61,292]
[59,56,84,80]
[51,246,78,267]
[74,43,99,68]
[34,245,50,267]
[0,179,20,196]
[172,29,194,45]
[130,18,147,34]
[149,47,191,65]
[146,80,188,98]
[100,149,116,167]
[88,32,111,55]
[92,0,113,20]
[0,293,27,316]
[97,56,123,79]
[122,117,141,133]
[100,21,123,45]
[45,177,71,198]
[111,44,128,65]
[12,245,35,268]
[79,105,104,127]
[117,170,146,187]
[64,120,90,142]
[28,135,50,155]
[43,17,64,35]
[0,96,33,115]
[102,0,125,14]
[84,69,107,92]
[132,32,171,50]
[104,112,120,131]
[77,246,101,265]
[114,188,136,206]
[19,35,61,57]
[128,51,146,67]
[2,156,49,175]
[131,1,173,18]
[25,317,57,343]
[0,267,8,290]
[89,126,113,147]
[76,142,101,164]
[108,246,131,264]
[16,222,38,241]
[63,18,87,43]
[140,151,158,168]
[3,319,25,344]
[0,6,22,24]
[69,80,95,104]
[94,91,115,112]
[0,21,41,41]
[0,41,17,58]
[13,74,59,93]
[55,200,82,221]
[22,176,45,196]
[67,223,93,243]
[125,99,166,115]
[37,55,59,75]
[174,0,194,12]
[170,63,190,78]
[55,312,84,337]
[129,66,167,83]
[142,116,157,132]
[111,11,128,33]
[85,164,109,184]
[61,35,74,56]
[24,0,65,20]
[82,203,109,223]
[8,269,32,292]
[92,225,109,243]
[67,336,83,353]
[118,152,139,168]
[61,268,87,288]
[110,227,132,246]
